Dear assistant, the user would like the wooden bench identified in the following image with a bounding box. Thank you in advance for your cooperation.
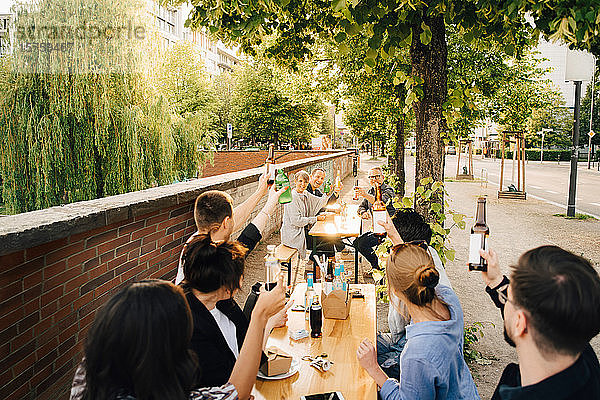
[274,244,299,286]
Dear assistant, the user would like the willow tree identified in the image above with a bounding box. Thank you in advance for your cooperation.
[171,0,600,220]
[0,0,215,214]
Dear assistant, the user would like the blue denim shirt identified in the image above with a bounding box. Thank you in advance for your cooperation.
[380,285,480,400]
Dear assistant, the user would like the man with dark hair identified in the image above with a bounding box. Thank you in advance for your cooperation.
[480,245,600,399]
[307,168,326,197]
[175,173,285,284]
[353,167,396,270]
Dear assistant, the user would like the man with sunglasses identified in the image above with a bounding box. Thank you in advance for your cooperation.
[353,167,396,271]
[480,246,600,399]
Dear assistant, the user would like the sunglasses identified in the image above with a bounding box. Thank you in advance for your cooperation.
[368,174,382,179]
[391,240,428,251]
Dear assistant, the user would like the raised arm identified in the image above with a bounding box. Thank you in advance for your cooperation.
[232,172,270,232]
[228,274,286,400]
[249,184,287,235]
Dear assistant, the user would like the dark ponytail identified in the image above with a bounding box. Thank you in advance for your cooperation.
[181,234,247,293]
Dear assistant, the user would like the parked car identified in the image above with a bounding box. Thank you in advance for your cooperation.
[445,145,456,155]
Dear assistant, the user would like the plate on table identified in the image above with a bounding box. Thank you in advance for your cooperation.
[257,359,300,380]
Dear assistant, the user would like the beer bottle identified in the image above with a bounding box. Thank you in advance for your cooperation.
[265,144,276,186]
[468,197,489,271]
[275,169,292,204]
[335,168,342,193]
[323,179,331,195]
[372,184,387,236]
[310,295,322,338]
[305,272,315,321]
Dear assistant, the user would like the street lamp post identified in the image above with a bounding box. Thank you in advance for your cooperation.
[539,128,551,163]
[565,49,595,217]
[588,57,596,169]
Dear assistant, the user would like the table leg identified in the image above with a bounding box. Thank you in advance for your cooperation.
[354,245,359,284]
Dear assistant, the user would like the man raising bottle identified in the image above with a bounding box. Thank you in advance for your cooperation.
[353,167,396,272]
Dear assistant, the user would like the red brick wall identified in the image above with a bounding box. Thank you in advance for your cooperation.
[202,150,340,177]
[0,151,353,400]
[0,203,195,400]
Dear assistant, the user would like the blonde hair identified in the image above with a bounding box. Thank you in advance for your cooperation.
[387,244,440,307]
[294,170,310,181]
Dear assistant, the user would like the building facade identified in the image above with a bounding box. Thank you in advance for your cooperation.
[148,1,240,77]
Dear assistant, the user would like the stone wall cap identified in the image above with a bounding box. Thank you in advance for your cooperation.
[0,151,351,256]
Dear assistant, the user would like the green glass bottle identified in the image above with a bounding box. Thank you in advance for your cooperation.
[323,179,331,195]
[275,169,292,204]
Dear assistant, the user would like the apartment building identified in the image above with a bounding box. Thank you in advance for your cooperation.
[149,1,240,77]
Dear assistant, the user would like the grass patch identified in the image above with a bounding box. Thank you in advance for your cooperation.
[0,204,7,215]
[553,213,596,220]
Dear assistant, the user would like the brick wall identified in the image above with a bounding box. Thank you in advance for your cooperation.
[202,150,342,178]
[0,151,352,400]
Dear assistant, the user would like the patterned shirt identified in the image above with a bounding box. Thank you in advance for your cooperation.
[70,362,238,400]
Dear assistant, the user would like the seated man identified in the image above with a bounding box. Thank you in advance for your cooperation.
[376,209,452,378]
[305,168,344,258]
[175,172,285,285]
[353,167,396,271]
[480,246,600,399]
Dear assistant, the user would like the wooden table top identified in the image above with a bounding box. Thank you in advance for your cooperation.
[308,204,362,238]
[252,283,377,400]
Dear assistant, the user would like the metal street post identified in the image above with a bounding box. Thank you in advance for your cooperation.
[588,58,596,169]
[567,82,582,217]
[540,128,551,163]
[565,49,595,217]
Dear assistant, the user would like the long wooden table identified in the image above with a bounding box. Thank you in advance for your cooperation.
[253,283,377,400]
[308,204,363,283]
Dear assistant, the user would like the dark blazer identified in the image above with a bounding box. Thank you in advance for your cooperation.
[184,288,267,388]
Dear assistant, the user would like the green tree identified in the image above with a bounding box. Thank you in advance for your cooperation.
[580,64,600,151]
[487,54,564,146]
[155,41,219,179]
[0,0,216,213]
[231,60,323,147]
[170,0,600,220]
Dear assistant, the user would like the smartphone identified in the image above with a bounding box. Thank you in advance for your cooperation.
[300,392,345,400]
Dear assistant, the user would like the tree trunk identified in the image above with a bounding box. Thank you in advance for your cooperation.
[411,15,447,222]
[393,118,406,197]
[371,134,375,158]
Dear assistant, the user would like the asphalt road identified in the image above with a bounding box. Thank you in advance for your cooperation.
[442,155,600,218]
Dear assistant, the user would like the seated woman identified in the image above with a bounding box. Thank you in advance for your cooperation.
[356,216,480,400]
[280,170,339,259]
[180,235,291,388]
[70,278,286,400]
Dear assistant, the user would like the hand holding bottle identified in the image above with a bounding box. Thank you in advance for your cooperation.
[479,249,503,288]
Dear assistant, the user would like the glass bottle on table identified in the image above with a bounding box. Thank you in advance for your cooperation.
[265,144,276,187]
[372,184,387,238]
[468,197,489,271]
[264,245,279,290]
[353,179,360,200]
[305,272,315,321]
[310,295,322,338]
[275,169,292,204]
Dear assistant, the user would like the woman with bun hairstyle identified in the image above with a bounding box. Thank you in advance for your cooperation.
[356,214,480,400]
[70,279,286,400]
[180,234,291,390]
